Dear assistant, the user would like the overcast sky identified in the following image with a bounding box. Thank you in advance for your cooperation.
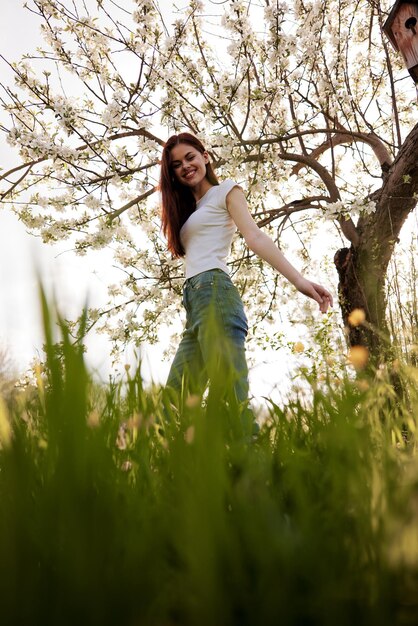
[0,0,142,380]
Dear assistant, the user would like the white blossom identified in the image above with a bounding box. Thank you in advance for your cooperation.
[0,0,410,356]
[84,195,101,210]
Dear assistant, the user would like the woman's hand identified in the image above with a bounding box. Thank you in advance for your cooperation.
[294,277,333,313]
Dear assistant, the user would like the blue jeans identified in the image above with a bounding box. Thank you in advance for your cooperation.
[166,269,250,407]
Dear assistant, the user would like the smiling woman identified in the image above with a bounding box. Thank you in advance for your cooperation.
[160,134,220,258]
[170,144,210,185]
[159,133,333,429]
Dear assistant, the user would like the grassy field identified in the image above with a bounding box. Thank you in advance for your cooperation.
[0,295,418,625]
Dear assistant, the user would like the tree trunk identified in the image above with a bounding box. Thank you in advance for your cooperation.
[334,122,418,363]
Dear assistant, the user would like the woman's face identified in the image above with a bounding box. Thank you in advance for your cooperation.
[170,143,209,187]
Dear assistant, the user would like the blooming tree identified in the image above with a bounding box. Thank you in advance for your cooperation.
[1,0,417,361]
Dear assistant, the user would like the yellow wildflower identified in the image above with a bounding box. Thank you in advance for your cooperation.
[0,397,12,448]
[347,345,369,370]
[185,394,200,408]
[356,379,370,392]
[184,425,195,444]
[348,308,366,327]
[293,342,305,353]
[87,410,100,428]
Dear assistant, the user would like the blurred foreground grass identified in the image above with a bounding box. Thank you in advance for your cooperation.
[1,294,418,626]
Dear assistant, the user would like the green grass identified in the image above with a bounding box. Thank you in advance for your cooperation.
[0,294,418,625]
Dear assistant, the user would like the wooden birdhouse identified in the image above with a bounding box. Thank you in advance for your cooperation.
[383,1,418,82]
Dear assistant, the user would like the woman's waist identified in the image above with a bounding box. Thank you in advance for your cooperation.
[184,268,232,291]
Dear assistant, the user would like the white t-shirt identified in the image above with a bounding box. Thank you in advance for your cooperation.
[180,179,240,279]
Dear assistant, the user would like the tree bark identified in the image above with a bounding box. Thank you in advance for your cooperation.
[335,122,418,362]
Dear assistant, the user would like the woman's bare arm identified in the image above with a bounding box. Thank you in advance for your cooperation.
[226,187,333,313]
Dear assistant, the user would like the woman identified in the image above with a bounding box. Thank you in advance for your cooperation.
[160,133,332,418]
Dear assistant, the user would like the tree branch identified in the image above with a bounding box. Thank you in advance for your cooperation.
[291,130,393,175]
[363,121,418,260]
[0,128,164,193]
[242,151,360,246]
[107,186,157,223]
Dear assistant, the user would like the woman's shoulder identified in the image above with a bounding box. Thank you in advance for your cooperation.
[217,179,244,194]
[220,179,244,197]
[214,179,244,210]
[219,178,238,187]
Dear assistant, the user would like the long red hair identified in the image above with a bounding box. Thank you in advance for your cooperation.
[160,133,219,258]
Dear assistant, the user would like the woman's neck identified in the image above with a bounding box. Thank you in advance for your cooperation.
[191,178,214,202]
